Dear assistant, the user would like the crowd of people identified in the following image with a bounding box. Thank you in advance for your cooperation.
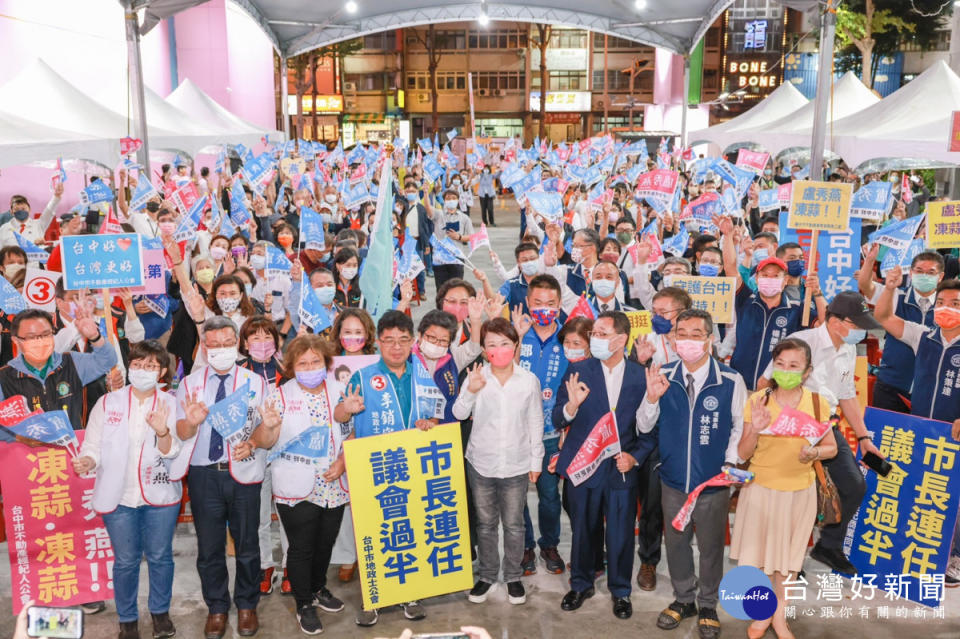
[1,133,958,639]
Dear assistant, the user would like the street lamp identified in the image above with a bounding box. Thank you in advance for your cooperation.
[345,1,358,14]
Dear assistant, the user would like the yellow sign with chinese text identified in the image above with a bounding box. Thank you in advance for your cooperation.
[787,180,852,232]
[626,311,652,354]
[925,200,960,249]
[344,423,473,610]
[671,276,736,324]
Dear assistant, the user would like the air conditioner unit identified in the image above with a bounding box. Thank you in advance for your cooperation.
[345,99,358,109]
[495,89,507,97]
[477,88,490,97]
[417,92,431,103]
[343,82,357,93]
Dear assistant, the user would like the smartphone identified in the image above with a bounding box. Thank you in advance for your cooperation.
[444,221,460,233]
[862,451,892,477]
[26,606,83,639]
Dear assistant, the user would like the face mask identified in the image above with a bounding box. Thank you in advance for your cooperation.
[277,236,294,248]
[564,347,586,362]
[250,255,266,270]
[651,314,673,335]
[616,232,633,245]
[757,276,784,297]
[592,279,617,298]
[483,169,490,175]
[248,341,276,362]
[530,307,559,326]
[340,336,366,352]
[394,203,404,214]
[934,306,960,330]
[590,336,618,361]
[752,248,769,266]
[842,327,866,345]
[210,246,227,260]
[912,273,939,294]
[314,286,336,305]
[196,268,215,284]
[159,222,176,235]
[570,247,584,264]
[295,367,328,389]
[207,346,238,371]
[3,263,24,279]
[786,259,805,277]
[772,368,804,390]
[13,209,29,222]
[443,302,469,323]
[19,337,53,364]
[94,296,105,311]
[485,346,515,367]
[676,338,707,363]
[406,192,418,202]
[340,266,358,280]
[444,199,459,211]
[145,201,161,213]
[763,169,772,177]
[218,296,241,313]
[419,340,447,360]
[698,263,720,278]
[324,194,337,204]
[519,260,540,277]
[129,368,160,392]
[452,179,461,186]
[661,273,676,288]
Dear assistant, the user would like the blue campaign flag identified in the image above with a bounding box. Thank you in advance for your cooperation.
[343,182,371,210]
[14,232,49,264]
[61,233,144,290]
[174,194,207,243]
[581,165,603,186]
[868,214,925,251]
[852,181,894,222]
[848,407,960,608]
[596,154,615,174]
[795,164,810,179]
[758,188,780,213]
[710,158,738,186]
[130,176,159,211]
[692,158,711,183]
[297,275,333,333]
[10,410,78,449]
[564,164,587,184]
[446,128,458,141]
[300,206,325,251]
[662,223,689,257]
[721,186,740,215]
[501,165,527,190]
[727,163,757,199]
[206,380,253,448]
[422,156,444,184]
[79,181,114,205]
[0,275,27,315]
[266,425,330,464]
[417,137,434,153]
[625,163,643,185]
[346,144,366,165]
[244,153,274,183]
[265,244,293,277]
[229,186,252,227]
[525,191,564,222]
[140,294,169,317]
[689,193,723,221]
[359,158,397,323]
[429,235,466,266]
[779,212,861,301]
[880,238,925,276]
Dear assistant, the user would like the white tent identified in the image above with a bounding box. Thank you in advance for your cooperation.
[0,111,106,170]
[688,82,809,151]
[827,61,960,169]
[165,79,277,150]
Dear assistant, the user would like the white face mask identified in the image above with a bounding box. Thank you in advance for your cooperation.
[419,340,447,360]
[340,266,358,280]
[444,199,459,211]
[128,369,159,392]
[207,346,238,372]
[218,297,241,313]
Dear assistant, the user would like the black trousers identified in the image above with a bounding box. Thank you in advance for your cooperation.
[187,466,261,613]
[480,196,495,225]
[636,446,663,566]
[276,501,346,609]
[871,379,911,414]
[434,263,464,291]
[819,425,867,551]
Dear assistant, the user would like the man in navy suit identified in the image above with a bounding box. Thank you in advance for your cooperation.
[553,310,657,620]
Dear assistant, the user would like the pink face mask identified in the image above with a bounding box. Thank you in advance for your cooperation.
[443,302,469,323]
[248,341,276,363]
[756,276,784,297]
[675,339,706,363]
[485,346,515,367]
[340,336,366,352]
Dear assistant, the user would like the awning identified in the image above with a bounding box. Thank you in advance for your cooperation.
[343,113,387,124]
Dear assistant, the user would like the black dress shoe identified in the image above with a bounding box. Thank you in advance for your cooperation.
[613,596,632,619]
[560,587,595,611]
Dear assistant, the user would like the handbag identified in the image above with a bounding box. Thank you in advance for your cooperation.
[811,392,842,528]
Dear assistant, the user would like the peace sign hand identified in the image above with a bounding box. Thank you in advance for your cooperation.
[466,363,486,393]
[645,364,670,403]
[182,389,209,428]
[341,384,365,416]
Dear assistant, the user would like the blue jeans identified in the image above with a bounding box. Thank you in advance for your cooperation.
[523,436,561,549]
[101,504,180,622]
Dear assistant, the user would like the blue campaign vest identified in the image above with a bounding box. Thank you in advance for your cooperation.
[566,264,588,298]
[412,349,460,424]
[351,359,444,438]
[499,275,530,316]
[731,288,803,389]
[519,324,568,437]
[656,359,738,494]
[910,328,960,422]
[877,289,935,393]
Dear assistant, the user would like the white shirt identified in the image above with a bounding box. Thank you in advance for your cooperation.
[451,324,484,372]
[80,390,182,508]
[0,195,60,248]
[763,323,855,411]
[252,273,292,323]
[601,358,627,410]
[453,364,544,477]
[899,319,960,353]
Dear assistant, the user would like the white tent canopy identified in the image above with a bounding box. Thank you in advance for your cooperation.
[0,111,106,170]
[165,79,275,152]
[688,82,809,151]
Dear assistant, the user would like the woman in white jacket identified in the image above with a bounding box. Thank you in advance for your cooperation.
[72,340,184,639]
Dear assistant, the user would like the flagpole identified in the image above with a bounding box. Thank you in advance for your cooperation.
[612,410,625,482]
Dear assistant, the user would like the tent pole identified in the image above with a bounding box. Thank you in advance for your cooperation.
[809,0,836,182]
[280,57,291,141]
[124,7,151,173]
[681,55,690,151]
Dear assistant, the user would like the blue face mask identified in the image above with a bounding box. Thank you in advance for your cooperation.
[786,259,805,277]
[314,285,336,305]
[752,248,769,266]
[13,209,29,222]
[590,336,616,361]
[295,368,328,389]
[592,279,617,298]
[698,263,720,277]
[842,328,866,345]
[651,314,673,335]
[406,192,418,202]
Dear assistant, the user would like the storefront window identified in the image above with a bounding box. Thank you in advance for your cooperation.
[475,118,524,138]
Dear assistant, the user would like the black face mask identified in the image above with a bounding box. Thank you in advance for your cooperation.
[145,201,161,213]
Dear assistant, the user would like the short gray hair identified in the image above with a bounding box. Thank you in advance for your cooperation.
[663,256,692,273]
[202,315,238,337]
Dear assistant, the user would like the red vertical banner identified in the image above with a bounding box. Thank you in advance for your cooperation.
[1,431,114,614]
[950,111,960,153]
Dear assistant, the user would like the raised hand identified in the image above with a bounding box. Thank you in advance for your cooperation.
[634,336,656,364]
[186,285,207,320]
[467,293,485,323]
[399,279,414,304]
[750,396,772,433]
[290,260,303,282]
[146,401,170,434]
[885,265,903,290]
[484,292,506,320]
[805,270,821,296]
[645,364,670,402]
[182,389,210,428]
[565,372,590,410]
[222,254,236,275]
[73,301,101,341]
[257,399,282,431]
[466,363,486,393]
[511,304,533,338]
[341,384,365,416]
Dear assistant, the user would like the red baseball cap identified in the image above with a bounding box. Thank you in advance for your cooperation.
[756,257,788,273]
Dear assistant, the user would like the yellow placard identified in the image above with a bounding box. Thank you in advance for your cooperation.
[626,310,652,353]
[671,276,737,324]
[280,157,307,179]
[344,423,473,610]
[925,200,960,249]
[855,355,868,411]
[787,180,852,232]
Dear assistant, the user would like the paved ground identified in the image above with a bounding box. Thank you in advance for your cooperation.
[2,200,960,637]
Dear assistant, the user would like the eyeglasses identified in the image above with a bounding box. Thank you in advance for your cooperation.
[421,334,451,348]
[16,332,54,342]
[380,336,413,348]
[589,331,616,339]
[207,340,238,349]
[676,332,709,340]
[653,307,682,317]
[443,299,469,307]
[129,362,162,372]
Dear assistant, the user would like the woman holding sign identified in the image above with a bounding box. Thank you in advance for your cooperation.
[254,334,350,636]
[731,338,837,639]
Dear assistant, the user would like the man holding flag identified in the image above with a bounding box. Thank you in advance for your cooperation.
[552,311,654,620]
[0,181,63,248]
